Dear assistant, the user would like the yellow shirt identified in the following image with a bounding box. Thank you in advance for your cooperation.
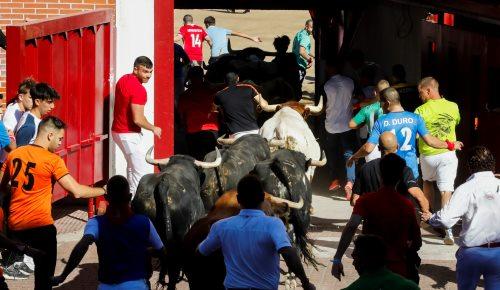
[415,98,460,156]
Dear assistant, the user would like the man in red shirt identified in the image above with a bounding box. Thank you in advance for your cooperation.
[111,56,161,197]
[331,153,422,283]
[177,66,220,160]
[174,14,212,65]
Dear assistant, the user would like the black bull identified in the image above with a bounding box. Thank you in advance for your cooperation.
[183,149,319,289]
[200,134,271,211]
[253,149,317,267]
[131,155,207,290]
[204,55,300,104]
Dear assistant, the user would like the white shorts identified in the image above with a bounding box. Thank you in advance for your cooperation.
[420,151,458,192]
[365,145,381,162]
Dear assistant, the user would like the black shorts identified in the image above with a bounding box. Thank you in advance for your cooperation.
[11,224,57,290]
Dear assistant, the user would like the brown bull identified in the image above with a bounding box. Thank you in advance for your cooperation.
[182,189,303,290]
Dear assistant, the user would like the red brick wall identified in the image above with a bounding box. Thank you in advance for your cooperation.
[0,0,116,98]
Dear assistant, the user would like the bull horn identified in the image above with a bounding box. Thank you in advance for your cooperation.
[305,95,323,115]
[194,147,222,169]
[228,39,238,54]
[260,103,280,113]
[145,146,170,165]
[309,150,327,167]
[217,134,237,145]
[269,196,304,209]
[268,139,286,147]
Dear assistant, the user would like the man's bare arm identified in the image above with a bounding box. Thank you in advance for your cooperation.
[230,31,262,43]
[408,186,430,214]
[131,104,161,138]
[174,34,183,42]
[58,175,105,199]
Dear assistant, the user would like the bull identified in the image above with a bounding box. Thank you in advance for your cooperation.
[183,189,304,290]
[259,96,324,180]
[131,148,222,290]
[203,41,300,104]
[200,134,271,211]
[252,149,326,268]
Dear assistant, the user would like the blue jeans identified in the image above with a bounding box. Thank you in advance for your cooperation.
[456,246,500,290]
[325,130,358,183]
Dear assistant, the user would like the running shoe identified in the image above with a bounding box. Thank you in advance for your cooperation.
[2,265,29,280]
[444,228,455,245]
[328,179,341,191]
[13,262,34,275]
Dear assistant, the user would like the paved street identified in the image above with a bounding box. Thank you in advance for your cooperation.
[6,181,480,290]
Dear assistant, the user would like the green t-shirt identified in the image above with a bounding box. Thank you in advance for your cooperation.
[292,29,311,69]
[352,102,383,134]
[414,98,460,156]
[342,268,420,290]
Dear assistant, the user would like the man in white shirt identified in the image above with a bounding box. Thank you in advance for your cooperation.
[324,59,358,199]
[423,146,500,290]
[3,78,35,133]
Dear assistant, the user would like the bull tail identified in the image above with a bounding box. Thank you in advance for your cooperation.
[155,178,174,243]
[269,162,320,268]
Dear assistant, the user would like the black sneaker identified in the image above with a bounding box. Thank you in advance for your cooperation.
[2,266,29,280]
[13,262,34,275]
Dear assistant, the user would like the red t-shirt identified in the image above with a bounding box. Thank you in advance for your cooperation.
[353,186,421,277]
[111,74,147,133]
[179,24,207,62]
[177,84,219,134]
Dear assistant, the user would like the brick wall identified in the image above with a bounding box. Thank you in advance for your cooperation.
[0,0,116,98]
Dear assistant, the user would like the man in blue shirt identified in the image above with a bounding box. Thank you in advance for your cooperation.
[204,16,262,63]
[51,175,165,289]
[15,83,59,146]
[0,121,14,155]
[198,174,315,290]
[348,87,463,178]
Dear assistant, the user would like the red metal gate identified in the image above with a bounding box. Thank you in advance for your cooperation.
[6,10,113,214]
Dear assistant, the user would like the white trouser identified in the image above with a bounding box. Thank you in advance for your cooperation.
[229,129,259,139]
[365,145,381,162]
[112,132,153,196]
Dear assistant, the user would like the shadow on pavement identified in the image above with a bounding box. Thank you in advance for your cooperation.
[55,263,98,290]
[310,216,349,233]
[419,263,485,289]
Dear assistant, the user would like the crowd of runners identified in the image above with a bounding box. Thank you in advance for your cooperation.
[0,12,497,290]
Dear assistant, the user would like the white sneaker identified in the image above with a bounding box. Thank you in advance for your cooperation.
[444,228,454,245]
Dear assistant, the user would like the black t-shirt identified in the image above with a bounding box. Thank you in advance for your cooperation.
[353,158,418,198]
[215,84,259,134]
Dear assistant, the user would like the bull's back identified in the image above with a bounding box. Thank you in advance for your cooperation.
[201,135,271,209]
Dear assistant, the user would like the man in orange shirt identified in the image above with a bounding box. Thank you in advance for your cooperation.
[0,116,106,290]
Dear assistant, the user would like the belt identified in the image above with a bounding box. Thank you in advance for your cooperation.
[479,242,500,248]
